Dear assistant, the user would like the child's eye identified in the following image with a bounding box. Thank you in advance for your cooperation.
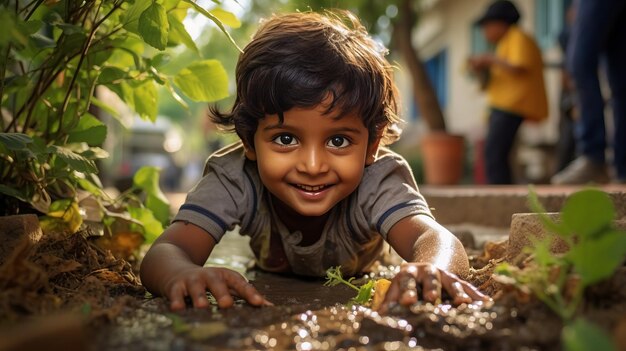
[327,136,350,148]
[272,134,298,146]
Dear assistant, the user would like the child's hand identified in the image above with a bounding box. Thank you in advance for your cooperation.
[163,266,273,310]
[377,262,491,313]
[467,54,495,70]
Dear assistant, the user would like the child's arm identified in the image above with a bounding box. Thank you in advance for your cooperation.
[140,221,270,310]
[380,214,490,311]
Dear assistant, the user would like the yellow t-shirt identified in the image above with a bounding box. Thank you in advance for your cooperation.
[486,25,548,121]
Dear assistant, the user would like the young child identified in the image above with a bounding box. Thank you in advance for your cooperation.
[140,11,489,311]
[467,0,547,184]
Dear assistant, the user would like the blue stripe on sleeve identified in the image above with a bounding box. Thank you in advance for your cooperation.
[376,200,421,233]
[179,204,228,232]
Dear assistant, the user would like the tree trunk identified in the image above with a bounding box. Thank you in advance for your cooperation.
[393,0,447,132]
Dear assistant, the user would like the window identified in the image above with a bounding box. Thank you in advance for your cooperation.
[471,24,494,55]
[535,0,572,50]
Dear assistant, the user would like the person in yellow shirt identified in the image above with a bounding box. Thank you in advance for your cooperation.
[468,0,548,184]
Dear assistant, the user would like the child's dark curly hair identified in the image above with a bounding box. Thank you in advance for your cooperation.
[210,11,402,148]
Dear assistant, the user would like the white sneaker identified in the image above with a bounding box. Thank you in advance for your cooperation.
[551,156,610,185]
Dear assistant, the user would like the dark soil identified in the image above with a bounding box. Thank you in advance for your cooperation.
[0,230,625,351]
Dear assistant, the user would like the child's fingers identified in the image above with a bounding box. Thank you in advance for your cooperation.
[453,278,492,302]
[418,266,442,303]
[203,271,235,308]
[221,269,269,307]
[167,281,188,311]
[186,277,211,309]
[440,271,491,304]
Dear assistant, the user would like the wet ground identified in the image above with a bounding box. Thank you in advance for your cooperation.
[90,231,564,351]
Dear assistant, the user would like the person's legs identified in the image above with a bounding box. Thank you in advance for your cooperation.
[484,108,523,184]
[605,2,626,181]
[566,0,619,164]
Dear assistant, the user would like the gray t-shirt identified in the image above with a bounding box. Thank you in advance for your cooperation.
[174,142,433,276]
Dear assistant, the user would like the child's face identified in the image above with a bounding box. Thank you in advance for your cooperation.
[244,104,380,217]
[481,21,509,44]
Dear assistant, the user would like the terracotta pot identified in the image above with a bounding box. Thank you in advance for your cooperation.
[420,132,465,185]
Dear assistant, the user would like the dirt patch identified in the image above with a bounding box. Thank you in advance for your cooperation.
[0,227,624,351]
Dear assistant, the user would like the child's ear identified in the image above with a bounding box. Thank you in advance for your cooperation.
[242,141,257,161]
[365,136,382,165]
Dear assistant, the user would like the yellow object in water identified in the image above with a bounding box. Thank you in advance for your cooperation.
[370,278,391,310]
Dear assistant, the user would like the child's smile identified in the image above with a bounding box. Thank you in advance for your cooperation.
[244,103,379,217]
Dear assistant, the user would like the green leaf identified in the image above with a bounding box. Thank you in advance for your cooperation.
[0,184,30,202]
[167,13,199,54]
[128,206,164,243]
[52,146,98,174]
[562,189,615,239]
[138,2,170,51]
[182,0,242,52]
[67,114,107,146]
[117,80,159,122]
[77,178,104,197]
[98,66,127,85]
[567,230,626,285]
[133,166,171,225]
[121,0,152,34]
[146,193,171,227]
[173,60,229,102]
[353,280,375,305]
[209,8,241,28]
[0,11,29,48]
[562,318,617,351]
[0,133,33,150]
[132,80,159,122]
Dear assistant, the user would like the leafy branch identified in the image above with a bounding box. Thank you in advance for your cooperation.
[0,0,241,258]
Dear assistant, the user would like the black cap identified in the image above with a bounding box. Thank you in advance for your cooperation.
[476,0,520,26]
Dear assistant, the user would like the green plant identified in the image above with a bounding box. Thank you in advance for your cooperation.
[0,0,239,251]
[324,266,376,305]
[495,188,626,351]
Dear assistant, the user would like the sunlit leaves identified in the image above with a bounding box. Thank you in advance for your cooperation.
[133,166,171,227]
[139,2,170,50]
[121,0,152,34]
[183,0,242,52]
[173,60,229,102]
[128,206,164,244]
[1,0,237,252]
[67,113,107,146]
[40,199,83,235]
[210,8,241,28]
[116,80,159,122]
[168,13,199,54]
[52,145,98,174]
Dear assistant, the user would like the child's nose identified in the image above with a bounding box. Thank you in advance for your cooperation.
[297,146,330,175]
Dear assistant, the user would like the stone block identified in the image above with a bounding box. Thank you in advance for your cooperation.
[506,212,626,263]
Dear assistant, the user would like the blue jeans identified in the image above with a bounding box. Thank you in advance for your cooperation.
[484,108,523,184]
[567,0,626,179]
